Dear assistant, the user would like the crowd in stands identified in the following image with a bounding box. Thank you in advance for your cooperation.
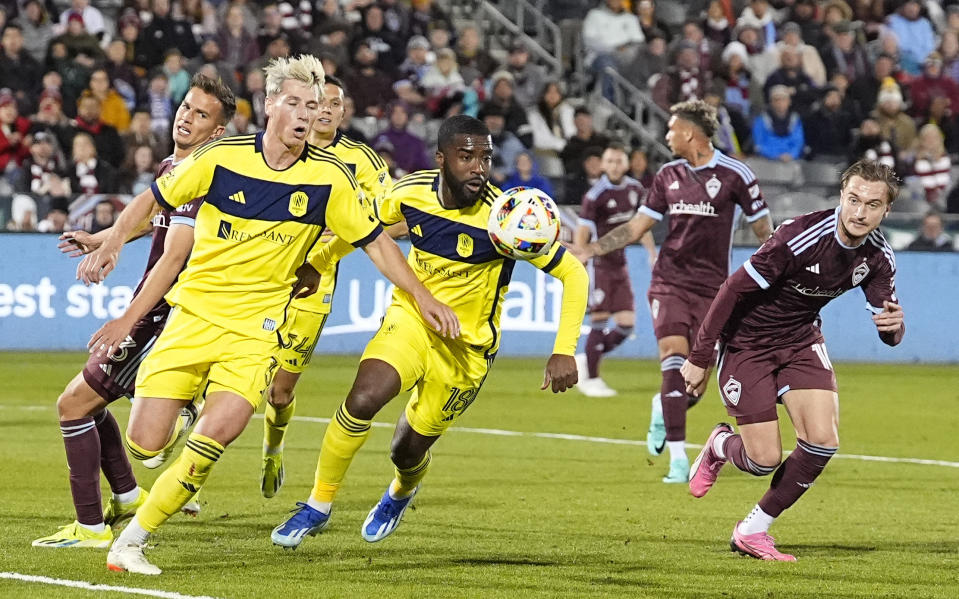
[0,0,953,249]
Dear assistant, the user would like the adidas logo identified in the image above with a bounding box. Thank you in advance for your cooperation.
[410,224,423,237]
[99,364,112,375]
[805,263,820,274]
[229,190,246,204]
[668,181,680,190]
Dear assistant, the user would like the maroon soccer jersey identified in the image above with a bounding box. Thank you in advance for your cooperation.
[690,207,900,365]
[641,151,769,296]
[579,174,644,269]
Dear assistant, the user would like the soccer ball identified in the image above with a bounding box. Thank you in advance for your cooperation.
[487,187,561,260]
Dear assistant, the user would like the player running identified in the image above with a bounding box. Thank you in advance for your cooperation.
[573,142,655,397]
[682,160,905,561]
[270,115,589,548]
[32,74,236,549]
[260,75,393,499]
[75,56,457,575]
[570,100,773,483]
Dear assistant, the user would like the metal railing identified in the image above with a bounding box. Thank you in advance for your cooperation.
[473,0,564,78]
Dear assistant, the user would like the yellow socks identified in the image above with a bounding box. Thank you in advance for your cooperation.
[390,451,431,499]
[310,403,371,504]
[264,397,296,454]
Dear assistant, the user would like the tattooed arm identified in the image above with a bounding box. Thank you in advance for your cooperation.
[581,212,658,260]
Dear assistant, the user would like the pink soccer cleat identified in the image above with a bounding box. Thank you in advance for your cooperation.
[689,423,733,498]
[730,522,797,562]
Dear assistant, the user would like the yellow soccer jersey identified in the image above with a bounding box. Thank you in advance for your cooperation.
[151,132,382,341]
[377,170,586,357]
[296,131,393,314]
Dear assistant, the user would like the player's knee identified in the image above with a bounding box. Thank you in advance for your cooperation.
[804,431,839,448]
[749,447,783,470]
[56,381,100,421]
[268,385,294,408]
[345,387,389,420]
[389,443,421,470]
[125,430,163,461]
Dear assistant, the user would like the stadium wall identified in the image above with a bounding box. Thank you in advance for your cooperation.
[0,234,954,363]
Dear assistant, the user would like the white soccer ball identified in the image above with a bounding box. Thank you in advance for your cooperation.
[487,187,561,260]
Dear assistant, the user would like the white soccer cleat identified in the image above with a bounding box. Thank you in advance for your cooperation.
[181,489,202,517]
[107,542,161,575]
[576,377,617,397]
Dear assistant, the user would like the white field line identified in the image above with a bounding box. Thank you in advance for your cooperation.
[0,572,223,599]
[4,404,957,469]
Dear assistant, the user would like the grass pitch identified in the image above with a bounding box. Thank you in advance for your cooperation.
[0,353,956,598]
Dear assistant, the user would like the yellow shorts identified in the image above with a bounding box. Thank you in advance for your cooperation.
[277,305,329,374]
[136,307,280,409]
[362,305,493,437]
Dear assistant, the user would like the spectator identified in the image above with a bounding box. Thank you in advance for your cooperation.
[122,108,165,158]
[702,0,731,46]
[820,20,870,83]
[87,68,131,133]
[0,23,42,108]
[224,97,257,136]
[582,0,644,99]
[527,81,576,178]
[161,49,191,106]
[752,84,805,161]
[755,21,827,87]
[59,0,106,39]
[504,41,548,109]
[849,53,898,123]
[850,117,896,168]
[178,0,218,39]
[51,12,103,61]
[15,128,68,196]
[941,29,959,84]
[635,0,672,43]
[251,34,292,75]
[89,199,117,233]
[303,20,351,74]
[421,48,465,116]
[560,106,610,178]
[483,71,533,148]
[30,87,72,148]
[0,88,31,173]
[628,147,654,188]
[503,151,554,197]
[763,45,818,116]
[6,193,37,231]
[906,211,953,251]
[105,39,139,104]
[409,0,452,40]
[216,2,259,74]
[456,23,497,83]
[872,78,916,160]
[805,85,857,159]
[345,40,396,118]
[14,0,55,65]
[676,18,721,76]
[68,132,117,195]
[619,27,668,90]
[704,82,750,156]
[356,4,404,72]
[480,103,526,185]
[921,95,959,154]
[886,0,936,75]
[37,197,71,233]
[394,34,431,109]
[372,102,431,175]
[117,9,151,75]
[913,124,952,209]
[737,0,778,51]
[731,21,765,65]
[652,41,711,111]
[562,146,604,206]
[142,0,199,67]
[186,38,238,93]
[720,42,757,117]
[379,0,411,42]
[73,91,125,168]
[910,52,959,123]
[120,143,157,195]
[789,0,826,50]
[241,67,267,128]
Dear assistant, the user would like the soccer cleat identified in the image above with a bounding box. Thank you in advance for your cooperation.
[271,502,331,549]
[142,402,200,469]
[575,377,617,398]
[662,456,690,483]
[689,423,734,498]
[646,393,666,456]
[107,542,162,574]
[730,521,797,562]
[261,452,285,499]
[181,489,201,517]
[32,521,113,549]
[362,486,418,543]
[103,487,149,527]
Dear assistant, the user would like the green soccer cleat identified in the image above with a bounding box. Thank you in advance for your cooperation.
[646,393,666,456]
[662,456,690,484]
[32,521,113,549]
[261,452,285,499]
[103,487,149,527]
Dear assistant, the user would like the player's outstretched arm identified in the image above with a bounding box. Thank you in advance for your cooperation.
[537,248,589,392]
[308,222,410,272]
[58,208,160,257]
[639,231,657,268]
[872,300,905,346]
[750,213,774,243]
[361,232,461,338]
[88,222,195,358]
[76,188,160,285]
[570,212,657,263]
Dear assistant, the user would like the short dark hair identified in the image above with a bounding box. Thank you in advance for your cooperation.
[437,114,489,150]
[670,99,719,138]
[840,159,900,204]
[574,106,592,118]
[324,74,347,96]
[189,73,236,124]
[604,141,629,155]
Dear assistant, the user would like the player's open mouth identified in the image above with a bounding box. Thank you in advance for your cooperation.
[317,118,331,125]
[176,125,191,136]
[464,180,482,192]
[293,126,307,137]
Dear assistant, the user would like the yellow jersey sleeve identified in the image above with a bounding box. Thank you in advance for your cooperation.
[375,182,405,225]
[150,143,215,210]
[320,159,383,248]
[530,244,588,356]
[355,152,393,209]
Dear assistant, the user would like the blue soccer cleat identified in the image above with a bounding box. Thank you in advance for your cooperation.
[361,486,418,543]
[271,502,330,549]
[646,393,666,456]
[662,455,690,484]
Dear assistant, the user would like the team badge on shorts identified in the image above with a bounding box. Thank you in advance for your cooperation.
[706,175,722,198]
[852,261,869,286]
[650,298,660,320]
[722,377,741,406]
[457,233,474,258]
[289,191,309,218]
[591,288,606,305]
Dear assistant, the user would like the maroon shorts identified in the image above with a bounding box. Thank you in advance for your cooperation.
[716,335,837,425]
[646,285,714,341]
[589,266,634,314]
[82,306,169,402]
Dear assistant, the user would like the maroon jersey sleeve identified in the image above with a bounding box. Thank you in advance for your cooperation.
[861,234,904,345]
[730,163,769,222]
[578,188,599,232]
[169,198,203,226]
[639,170,668,221]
